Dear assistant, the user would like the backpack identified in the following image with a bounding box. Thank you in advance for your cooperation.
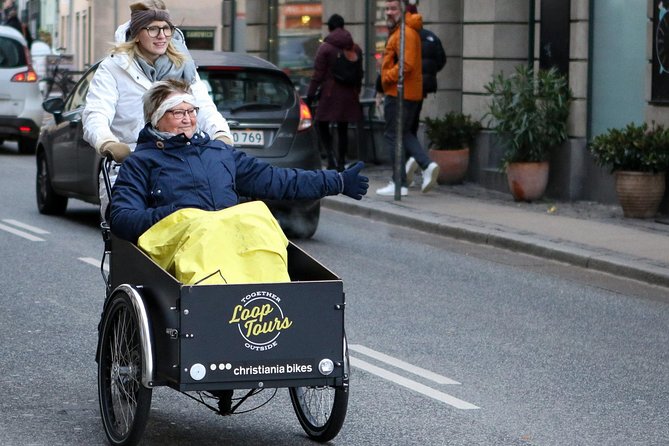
[332,48,363,86]
[420,28,446,95]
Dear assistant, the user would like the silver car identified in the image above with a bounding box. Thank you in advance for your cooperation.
[0,25,43,153]
[36,51,323,238]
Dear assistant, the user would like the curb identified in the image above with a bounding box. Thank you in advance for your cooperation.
[322,197,669,289]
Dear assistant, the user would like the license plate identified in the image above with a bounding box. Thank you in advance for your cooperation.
[232,130,264,147]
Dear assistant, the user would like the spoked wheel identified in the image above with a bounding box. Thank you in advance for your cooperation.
[289,339,349,442]
[98,292,152,446]
[289,384,348,442]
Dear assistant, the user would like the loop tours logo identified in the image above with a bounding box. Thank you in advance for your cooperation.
[228,290,293,351]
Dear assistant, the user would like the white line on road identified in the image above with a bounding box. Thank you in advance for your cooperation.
[350,356,480,410]
[349,344,461,385]
[0,222,45,241]
[79,257,108,272]
[2,219,50,234]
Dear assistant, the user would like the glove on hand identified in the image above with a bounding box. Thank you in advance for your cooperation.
[340,161,369,200]
[214,132,234,146]
[100,141,131,163]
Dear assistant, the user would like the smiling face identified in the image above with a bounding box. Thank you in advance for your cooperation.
[136,20,171,62]
[156,98,198,138]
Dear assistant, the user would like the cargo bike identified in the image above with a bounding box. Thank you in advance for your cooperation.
[95,161,349,445]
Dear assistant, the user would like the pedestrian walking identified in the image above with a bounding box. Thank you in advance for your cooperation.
[82,0,232,216]
[306,14,363,171]
[376,0,439,196]
[2,1,32,46]
[404,3,447,187]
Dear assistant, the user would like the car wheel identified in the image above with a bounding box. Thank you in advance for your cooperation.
[18,137,37,154]
[277,203,320,239]
[36,151,68,215]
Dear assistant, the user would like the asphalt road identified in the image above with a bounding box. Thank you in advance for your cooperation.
[1,146,668,445]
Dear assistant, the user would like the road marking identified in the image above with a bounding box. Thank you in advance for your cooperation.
[350,356,480,410]
[0,222,45,241]
[349,344,461,385]
[2,219,50,234]
[79,257,108,272]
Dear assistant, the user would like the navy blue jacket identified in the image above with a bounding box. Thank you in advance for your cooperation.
[110,126,342,242]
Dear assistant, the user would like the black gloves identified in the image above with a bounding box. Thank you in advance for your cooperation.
[339,161,369,200]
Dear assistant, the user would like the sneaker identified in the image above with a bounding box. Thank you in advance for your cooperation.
[421,162,440,193]
[405,157,419,185]
[376,181,408,196]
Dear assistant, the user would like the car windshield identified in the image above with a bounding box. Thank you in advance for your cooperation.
[199,69,295,113]
[0,36,26,68]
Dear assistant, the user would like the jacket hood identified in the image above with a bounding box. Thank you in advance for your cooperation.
[391,12,423,34]
[324,27,354,50]
[406,12,423,32]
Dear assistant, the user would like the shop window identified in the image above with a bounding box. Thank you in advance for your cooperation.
[275,1,322,94]
[183,28,215,50]
[374,0,390,74]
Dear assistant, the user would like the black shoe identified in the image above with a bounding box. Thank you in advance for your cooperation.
[211,389,234,414]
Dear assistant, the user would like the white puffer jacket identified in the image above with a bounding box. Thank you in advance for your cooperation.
[82,51,231,153]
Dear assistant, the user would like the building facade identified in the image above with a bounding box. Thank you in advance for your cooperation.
[19,0,669,210]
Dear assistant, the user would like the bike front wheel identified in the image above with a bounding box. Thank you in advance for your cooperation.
[98,292,152,446]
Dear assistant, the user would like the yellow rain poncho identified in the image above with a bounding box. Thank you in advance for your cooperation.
[137,201,290,285]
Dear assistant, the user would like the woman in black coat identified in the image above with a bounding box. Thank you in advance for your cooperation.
[306,14,363,171]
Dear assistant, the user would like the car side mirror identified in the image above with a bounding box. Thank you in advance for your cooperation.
[42,97,65,115]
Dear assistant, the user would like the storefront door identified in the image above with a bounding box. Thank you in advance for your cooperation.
[589,0,646,137]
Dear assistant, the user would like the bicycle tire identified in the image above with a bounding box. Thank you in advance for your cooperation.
[98,291,152,446]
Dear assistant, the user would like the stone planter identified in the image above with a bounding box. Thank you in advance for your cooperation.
[614,171,666,218]
[506,161,549,202]
[428,147,469,184]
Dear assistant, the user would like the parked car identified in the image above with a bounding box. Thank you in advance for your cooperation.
[0,25,42,153]
[35,51,322,238]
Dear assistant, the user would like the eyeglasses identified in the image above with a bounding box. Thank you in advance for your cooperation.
[165,107,199,119]
[143,25,174,38]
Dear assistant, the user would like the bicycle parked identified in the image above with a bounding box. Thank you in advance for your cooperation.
[42,52,78,99]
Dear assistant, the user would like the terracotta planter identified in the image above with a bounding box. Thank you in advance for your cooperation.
[506,161,549,202]
[614,171,666,218]
[428,147,469,184]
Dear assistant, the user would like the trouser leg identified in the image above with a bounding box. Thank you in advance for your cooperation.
[336,122,349,171]
[402,100,432,169]
[383,96,406,186]
[317,121,337,169]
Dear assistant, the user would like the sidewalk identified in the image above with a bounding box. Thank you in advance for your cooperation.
[322,164,669,288]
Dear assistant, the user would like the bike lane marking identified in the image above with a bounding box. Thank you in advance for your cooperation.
[349,344,461,384]
[0,221,45,241]
[2,219,50,234]
[350,356,480,410]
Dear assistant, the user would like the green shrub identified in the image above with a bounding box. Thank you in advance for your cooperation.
[484,64,572,166]
[588,122,669,173]
[424,112,482,150]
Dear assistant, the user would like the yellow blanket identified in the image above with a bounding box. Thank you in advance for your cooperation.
[137,201,290,285]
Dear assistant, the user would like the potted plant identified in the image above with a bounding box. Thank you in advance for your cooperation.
[588,122,669,218]
[484,64,572,201]
[424,112,482,184]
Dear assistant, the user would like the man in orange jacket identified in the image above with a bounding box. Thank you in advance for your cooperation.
[376,0,439,196]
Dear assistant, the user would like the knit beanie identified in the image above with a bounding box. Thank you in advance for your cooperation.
[128,2,173,40]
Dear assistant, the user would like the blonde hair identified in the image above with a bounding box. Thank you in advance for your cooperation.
[110,0,186,66]
[111,41,186,67]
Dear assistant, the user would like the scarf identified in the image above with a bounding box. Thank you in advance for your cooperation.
[135,38,196,84]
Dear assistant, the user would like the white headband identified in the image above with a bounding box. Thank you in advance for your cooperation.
[151,94,198,128]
